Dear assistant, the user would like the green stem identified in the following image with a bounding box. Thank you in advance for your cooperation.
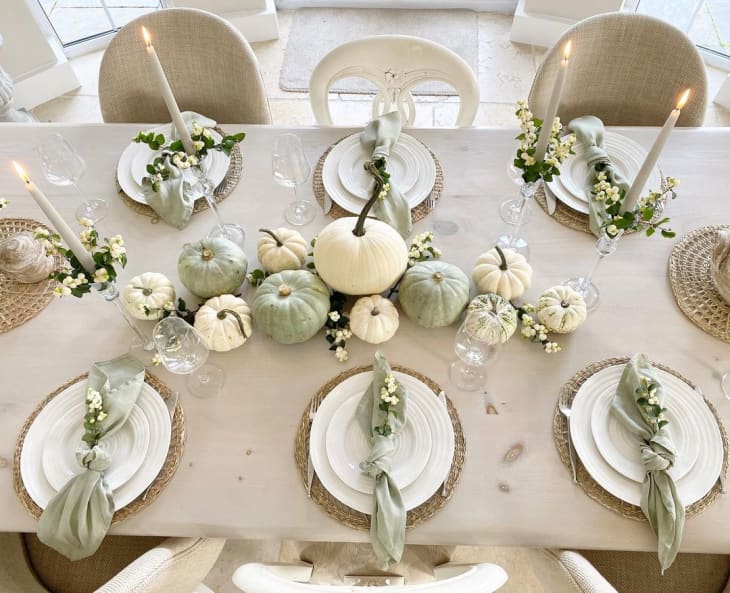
[258,228,283,246]
[217,308,248,339]
[353,161,385,237]
[495,245,509,270]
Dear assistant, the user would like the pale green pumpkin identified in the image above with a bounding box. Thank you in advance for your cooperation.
[398,261,470,328]
[253,270,330,344]
[466,293,517,344]
[178,237,248,298]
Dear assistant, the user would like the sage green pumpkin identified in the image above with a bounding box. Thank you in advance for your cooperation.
[398,261,470,328]
[178,237,248,298]
[253,270,330,344]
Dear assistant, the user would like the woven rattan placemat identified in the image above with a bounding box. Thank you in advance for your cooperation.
[14,371,185,525]
[0,218,59,333]
[669,225,730,343]
[295,365,465,531]
[313,135,444,222]
[116,128,243,223]
[553,356,728,521]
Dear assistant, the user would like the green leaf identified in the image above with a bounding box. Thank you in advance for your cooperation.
[646,227,656,237]
[169,140,184,152]
[661,229,676,238]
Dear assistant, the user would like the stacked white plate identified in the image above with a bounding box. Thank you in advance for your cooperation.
[117,124,230,205]
[570,365,723,506]
[310,371,454,514]
[21,381,172,511]
[546,132,662,214]
[322,134,437,215]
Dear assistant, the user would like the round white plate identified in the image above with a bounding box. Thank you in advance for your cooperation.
[20,381,172,511]
[42,399,150,492]
[325,392,433,494]
[589,376,701,483]
[310,371,454,514]
[571,365,723,506]
[336,135,420,200]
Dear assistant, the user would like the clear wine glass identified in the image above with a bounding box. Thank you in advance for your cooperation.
[152,316,225,399]
[272,133,315,226]
[563,230,621,312]
[721,372,730,399]
[493,180,540,261]
[35,133,108,224]
[449,309,503,392]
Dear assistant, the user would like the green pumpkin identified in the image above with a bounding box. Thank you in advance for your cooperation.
[398,261,470,328]
[466,293,517,344]
[253,270,330,344]
[177,237,248,298]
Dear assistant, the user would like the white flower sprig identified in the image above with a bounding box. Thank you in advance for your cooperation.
[82,387,108,446]
[0,197,9,210]
[375,373,401,437]
[326,292,352,363]
[516,304,562,354]
[407,231,442,267]
[635,375,668,431]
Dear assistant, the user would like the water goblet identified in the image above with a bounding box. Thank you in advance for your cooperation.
[449,309,503,392]
[272,133,315,226]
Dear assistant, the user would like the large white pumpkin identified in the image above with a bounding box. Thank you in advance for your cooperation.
[349,295,399,344]
[123,272,175,320]
[472,246,532,300]
[536,285,587,334]
[194,294,253,352]
[257,228,308,273]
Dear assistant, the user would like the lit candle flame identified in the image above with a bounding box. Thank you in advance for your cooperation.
[563,40,572,61]
[12,161,30,184]
[676,88,691,110]
[142,26,152,47]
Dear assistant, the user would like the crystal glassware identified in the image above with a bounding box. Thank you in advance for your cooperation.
[721,372,730,400]
[35,133,108,224]
[449,309,503,392]
[563,231,621,312]
[494,180,541,260]
[272,133,316,226]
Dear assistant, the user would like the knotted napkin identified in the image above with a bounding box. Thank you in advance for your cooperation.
[569,116,631,237]
[360,111,413,237]
[356,351,407,567]
[610,353,685,573]
[37,354,146,560]
[144,111,216,230]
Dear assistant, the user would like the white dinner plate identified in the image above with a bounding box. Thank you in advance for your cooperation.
[310,371,454,514]
[20,381,172,510]
[325,392,433,494]
[571,365,723,506]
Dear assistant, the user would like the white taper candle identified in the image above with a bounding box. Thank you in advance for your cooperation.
[534,40,572,162]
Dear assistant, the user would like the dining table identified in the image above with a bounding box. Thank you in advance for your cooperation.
[0,122,729,555]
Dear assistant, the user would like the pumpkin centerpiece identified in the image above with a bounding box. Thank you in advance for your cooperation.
[123,272,176,320]
[350,295,399,344]
[398,261,470,328]
[257,227,308,273]
[472,246,532,300]
[252,269,330,344]
[465,293,518,344]
[536,285,587,334]
[194,294,253,352]
[177,237,248,299]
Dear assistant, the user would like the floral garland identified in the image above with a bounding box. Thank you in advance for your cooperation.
[82,387,108,446]
[375,373,401,437]
[515,304,562,354]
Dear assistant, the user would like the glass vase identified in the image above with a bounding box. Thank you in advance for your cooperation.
[563,231,620,312]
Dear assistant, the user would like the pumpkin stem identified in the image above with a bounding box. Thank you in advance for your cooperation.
[561,301,569,308]
[201,248,214,261]
[259,228,283,246]
[132,285,153,296]
[371,307,380,316]
[433,271,443,282]
[217,308,248,339]
[353,161,385,237]
[278,284,292,297]
[494,245,509,271]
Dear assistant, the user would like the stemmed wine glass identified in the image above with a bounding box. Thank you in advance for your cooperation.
[35,133,108,224]
[563,230,621,312]
[272,133,315,226]
[152,316,225,399]
[449,308,503,392]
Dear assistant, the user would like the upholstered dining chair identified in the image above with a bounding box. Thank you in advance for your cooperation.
[528,12,708,127]
[98,8,271,124]
[309,35,480,128]
[0,533,224,593]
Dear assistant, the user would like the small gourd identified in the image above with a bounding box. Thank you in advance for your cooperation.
[257,227,308,273]
[472,246,532,300]
[712,228,730,304]
[536,285,587,334]
[465,293,517,344]
[399,261,470,328]
[123,272,176,320]
[0,232,54,284]
[350,295,399,344]
[194,294,253,352]
[177,237,248,298]
[252,270,330,344]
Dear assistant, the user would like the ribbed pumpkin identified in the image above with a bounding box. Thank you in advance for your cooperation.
[257,227,308,273]
[350,295,399,344]
[178,237,248,298]
[194,294,253,352]
[252,270,330,344]
[398,261,470,328]
[472,246,532,300]
[465,293,517,344]
[536,285,587,334]
[123,272,175,320]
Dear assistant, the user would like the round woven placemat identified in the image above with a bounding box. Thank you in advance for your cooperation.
[313,135,444,222]
[553,356,728,521]
[669,225,730,343]
[0,218,59,333]
[295,365,465,531]
[115,127,243,223]
[13,371,185,525]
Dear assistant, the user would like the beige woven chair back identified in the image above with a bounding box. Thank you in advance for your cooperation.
[99,8,271,124]
[529,12,707,127]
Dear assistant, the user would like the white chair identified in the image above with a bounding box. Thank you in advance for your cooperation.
[309,35,479,128]
[232,562,507,592]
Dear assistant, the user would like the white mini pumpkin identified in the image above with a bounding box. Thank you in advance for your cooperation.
[350,295,399,344]
[194,294,253,352]
[123,272,176,320]
[536,285,587,334]
[257,227,308,273]
[465,293,518,344]
[472,246,532,300]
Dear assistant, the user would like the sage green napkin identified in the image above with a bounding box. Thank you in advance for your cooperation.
[37,354,146,561]
[610,353,685,573]
[569,116,631,237]
[360,111,413,237]
[356,351,407,568]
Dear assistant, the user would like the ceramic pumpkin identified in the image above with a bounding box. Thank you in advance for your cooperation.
[536,285,587,334]
[257,227,308,273]
[252,270,330,344]
[123,272,176,320]
[194,294,252,352]
[398,261,470,328]
[350,295,399,344]
[465,293,517,344]
[177,237,248,298]
[472,246,532,300]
